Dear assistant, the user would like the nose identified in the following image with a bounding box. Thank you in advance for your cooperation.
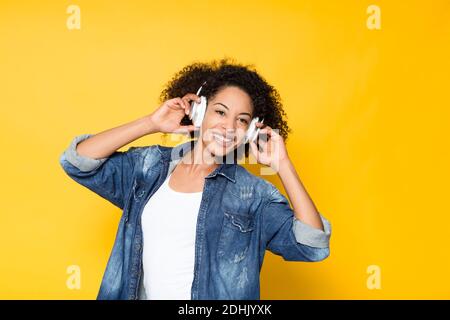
[220,116,236,134]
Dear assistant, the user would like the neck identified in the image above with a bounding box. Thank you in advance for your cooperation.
[178,140,221,173]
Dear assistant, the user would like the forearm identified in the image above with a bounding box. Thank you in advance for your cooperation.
[277,158,325,231]
[76,114,157,159]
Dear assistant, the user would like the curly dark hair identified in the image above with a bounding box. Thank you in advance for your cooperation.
[159,57,291,159]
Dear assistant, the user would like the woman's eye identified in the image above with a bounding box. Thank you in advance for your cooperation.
[239,118,249,125]
[215,110,225,116]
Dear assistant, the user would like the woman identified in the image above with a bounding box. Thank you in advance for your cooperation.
[59,58,332,300]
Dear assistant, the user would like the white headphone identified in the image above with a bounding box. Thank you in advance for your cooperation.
[188,82,264,144]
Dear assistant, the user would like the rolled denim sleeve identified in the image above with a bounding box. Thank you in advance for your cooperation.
[292,213,331,248]
[64,134,108,172]
[261,186,331,262]
[59,134,150,210]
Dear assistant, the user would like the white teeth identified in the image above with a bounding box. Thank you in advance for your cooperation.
[213,133,233,145]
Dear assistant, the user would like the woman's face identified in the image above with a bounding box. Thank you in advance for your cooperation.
[199,85,253,158]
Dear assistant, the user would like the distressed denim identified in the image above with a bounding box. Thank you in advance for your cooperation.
[59,134,332,300]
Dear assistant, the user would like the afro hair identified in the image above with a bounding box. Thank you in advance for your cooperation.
[159,57,291,160]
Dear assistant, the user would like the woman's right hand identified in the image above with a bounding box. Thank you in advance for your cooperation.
[148,93,201,135]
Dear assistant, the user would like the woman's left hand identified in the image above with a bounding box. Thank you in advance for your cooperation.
[249,122,289,172]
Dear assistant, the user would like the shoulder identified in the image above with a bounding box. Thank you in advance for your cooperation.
[126,144,160,159]
[125,144,162,174]
[233,164,280,199]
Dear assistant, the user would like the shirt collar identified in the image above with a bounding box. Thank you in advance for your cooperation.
[156,140,237,184]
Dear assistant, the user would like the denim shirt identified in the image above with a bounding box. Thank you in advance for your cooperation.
[59,134,332,300]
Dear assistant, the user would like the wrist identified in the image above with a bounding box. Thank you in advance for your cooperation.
[142,114,159,135]
[274,156,292,175]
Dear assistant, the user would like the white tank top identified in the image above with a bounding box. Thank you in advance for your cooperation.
[141,171,203,300]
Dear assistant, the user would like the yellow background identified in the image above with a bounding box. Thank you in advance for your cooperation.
[1,0,449,299]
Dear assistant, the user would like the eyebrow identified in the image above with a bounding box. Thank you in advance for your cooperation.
[213,103,252,117]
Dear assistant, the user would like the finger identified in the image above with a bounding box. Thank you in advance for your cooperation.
[258,137,268,146]
[169,98,185,111]
[180,97,191,115]
[260,126,276,138]
[258,128,271,136]
[178,98,191,116]
[174,125,200,135]
[176,97,187,110]
[184,124,200,132]
[260,124,272,131]
[249,140,259,159]
[265,126,278,137]
[183,93,202,104]
[173,127,189,135]
[166,98,180,109]
[257,140,267,154]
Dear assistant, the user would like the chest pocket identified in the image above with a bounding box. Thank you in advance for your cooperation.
[217,210,255,263]
[223,211,254,232]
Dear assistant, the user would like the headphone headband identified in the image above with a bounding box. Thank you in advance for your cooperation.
[196,80,208,95]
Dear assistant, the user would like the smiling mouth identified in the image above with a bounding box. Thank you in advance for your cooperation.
[212,133,235,147]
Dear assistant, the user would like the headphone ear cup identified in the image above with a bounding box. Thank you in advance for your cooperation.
[244,117,264,144]
[189,82,207,128]
[189,96,206,127]
[253,117,264,143]
[197,96,207,127]
[191,96,207,127]
[244,117,259,144]
[189,100,197,124]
